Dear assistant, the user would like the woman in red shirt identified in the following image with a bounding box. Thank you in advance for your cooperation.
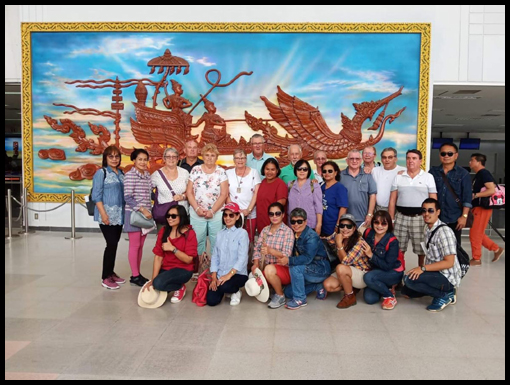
[256,158,288,234]
[143,205,198,304]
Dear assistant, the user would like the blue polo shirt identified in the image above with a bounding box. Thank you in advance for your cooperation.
[246,152,275,178]
[339,168,377,226]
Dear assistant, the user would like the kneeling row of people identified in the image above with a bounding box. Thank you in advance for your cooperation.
[140,198,461,313]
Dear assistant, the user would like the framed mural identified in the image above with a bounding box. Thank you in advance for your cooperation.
[21,23,431,202]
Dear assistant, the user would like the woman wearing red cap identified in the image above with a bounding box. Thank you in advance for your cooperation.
[207,202,250,306]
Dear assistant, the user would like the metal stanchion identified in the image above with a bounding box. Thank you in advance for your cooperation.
[5,189,20,239]
[65,190,82,240]
[18,188,35,235]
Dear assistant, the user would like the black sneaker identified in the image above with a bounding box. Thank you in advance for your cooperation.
[130,275,147,287]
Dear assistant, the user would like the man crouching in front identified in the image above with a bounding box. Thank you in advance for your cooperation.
[280,208,331,310]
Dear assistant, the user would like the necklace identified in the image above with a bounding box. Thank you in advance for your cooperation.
[235,167,246,194]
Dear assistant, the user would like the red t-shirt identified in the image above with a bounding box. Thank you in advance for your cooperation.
[256,178,288,233]
[152,226,198,272]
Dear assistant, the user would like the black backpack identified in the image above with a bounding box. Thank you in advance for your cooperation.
[427,224,470,279]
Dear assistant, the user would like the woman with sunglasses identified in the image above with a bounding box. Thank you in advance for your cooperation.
[142,205,198,305]
[207,203,250,306]
[252,202,294,309]
[226,149,261,243]
[287,159,323,235]
[361,211,404,310]
[321,161,348,239]
[124,148,153,287]
[323,214,371,309]
[151,147,190,229]
[256,158,288,235]
[92,145,126,290]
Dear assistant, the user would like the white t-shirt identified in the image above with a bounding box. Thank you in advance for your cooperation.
[151,167,190,212]
[372,165,406,207]
[189,165,228,211]
[391,169,437,207]
[226,167,261,219]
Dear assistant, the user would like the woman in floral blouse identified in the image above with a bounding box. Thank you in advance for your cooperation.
[187,143,229,258]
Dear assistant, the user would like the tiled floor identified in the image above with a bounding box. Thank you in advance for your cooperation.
[5,231,506,380]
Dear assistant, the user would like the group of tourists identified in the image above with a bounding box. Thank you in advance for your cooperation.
[91,135,504,312]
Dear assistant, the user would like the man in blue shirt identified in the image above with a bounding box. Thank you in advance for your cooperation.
[429,143,472,245]
[246,134,275,177]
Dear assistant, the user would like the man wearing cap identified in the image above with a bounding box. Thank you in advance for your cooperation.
[389,149,437,267]
[280,208,331,310]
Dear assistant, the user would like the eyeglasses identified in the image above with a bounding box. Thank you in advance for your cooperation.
[166,214,179,219]
[348,158,361,161]
[322,169,335,174]
[381,156,395,160]
[421,208,436,214]
[252,142,264,146]
[315,157,327,161]
[440,151,456,157]
[296,167,309,172]
[363,152,375,156]
[290,219,305,225]
[268,211,282,217]
[234,157,247,161]
[107,155,120,159]
[338,223,354,229]
[223,212,237,218]
[164,156,178,160]
[373,220,388,226]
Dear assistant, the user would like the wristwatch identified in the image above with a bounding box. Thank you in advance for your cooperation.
[230,269,235,275]
[172,247,178,254]
[421,266,427,272]
[462,214,468,218]
[368,213,373,217]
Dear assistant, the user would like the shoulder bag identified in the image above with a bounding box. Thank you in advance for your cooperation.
[152,169,178,224]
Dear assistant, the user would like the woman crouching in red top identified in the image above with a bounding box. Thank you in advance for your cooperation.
[143,205,198,304]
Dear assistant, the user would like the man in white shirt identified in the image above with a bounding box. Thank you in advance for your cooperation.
[371,147,406,212]
[389,149,438,267]
[313,150,328,186]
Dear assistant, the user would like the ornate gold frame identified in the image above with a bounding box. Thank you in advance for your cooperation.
[21,22,431,202]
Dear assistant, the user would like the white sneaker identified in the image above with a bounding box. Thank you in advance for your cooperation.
[230,290,242,306]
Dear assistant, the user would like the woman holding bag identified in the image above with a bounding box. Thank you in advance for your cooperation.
[92,145,125,290]
[151,147,190,228]
[124,148,153,287]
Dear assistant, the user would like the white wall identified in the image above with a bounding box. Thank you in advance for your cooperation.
[5,5,505,228]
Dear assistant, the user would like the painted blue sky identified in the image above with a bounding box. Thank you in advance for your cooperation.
[31,31,422,193]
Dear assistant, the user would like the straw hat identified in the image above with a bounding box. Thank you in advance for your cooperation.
[244,268,270,303]
[138,282,168,309]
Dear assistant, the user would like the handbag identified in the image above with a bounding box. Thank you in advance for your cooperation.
[152,169,178,224]
[87,168,106,216]
[197,252,211,276]
[439,172,474,228]
[322,233,340,270]
[479,184,505,209]
[130,210,156,229]
[192,269,211,307]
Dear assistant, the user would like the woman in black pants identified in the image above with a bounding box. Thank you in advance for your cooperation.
[92,145,126,290]
[143,205,198,305]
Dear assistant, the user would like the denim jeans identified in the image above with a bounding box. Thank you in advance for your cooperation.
[363,269,404,304]
[153,268,193,292]
[207,274,248,306]
[284,261,330,301]
[190,209,223,256]
[402,271,454,299]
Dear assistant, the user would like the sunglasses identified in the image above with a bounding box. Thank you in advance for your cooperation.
[223,212,237,218]
[381,156,395,160]
[440,152,456,157]
[107,155,121,159]
[296,167,309,172]
[269,211,283,217]
[338,223,354,229]
[290,219,305,225]
[166,214,179,219]
[322,169,335,174]
[421,208,436,214]
[373,220,388,226]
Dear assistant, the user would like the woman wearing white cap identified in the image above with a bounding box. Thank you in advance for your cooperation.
[207,202,250,306]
